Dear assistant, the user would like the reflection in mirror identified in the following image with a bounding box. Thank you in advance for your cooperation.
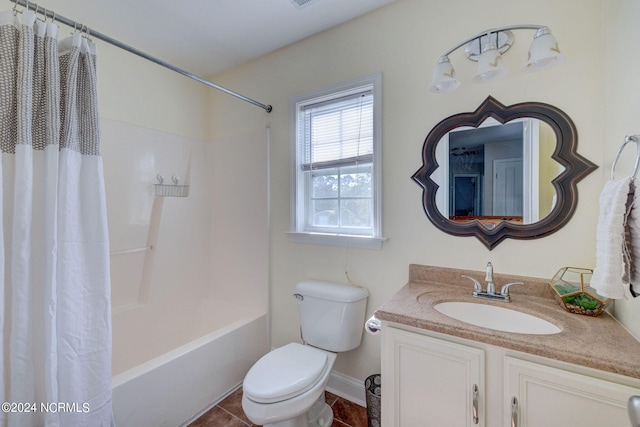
[430,118,563,226]
[412,96,598,249]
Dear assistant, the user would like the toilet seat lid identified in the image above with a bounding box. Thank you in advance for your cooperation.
[243,342,328,403]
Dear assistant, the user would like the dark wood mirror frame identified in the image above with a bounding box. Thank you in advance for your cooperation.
[412,96,598,250]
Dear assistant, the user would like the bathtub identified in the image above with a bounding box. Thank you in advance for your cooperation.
[111,299,269,427]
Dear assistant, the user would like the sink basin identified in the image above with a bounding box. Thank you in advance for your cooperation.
[434,301,561,335]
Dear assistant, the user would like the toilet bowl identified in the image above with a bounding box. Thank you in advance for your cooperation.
[242,343,337,427]
[242,281,369,427]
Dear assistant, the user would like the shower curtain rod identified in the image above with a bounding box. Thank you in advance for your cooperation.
[12,0,273,113]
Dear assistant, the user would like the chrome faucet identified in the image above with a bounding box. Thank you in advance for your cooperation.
[462,262,523,302]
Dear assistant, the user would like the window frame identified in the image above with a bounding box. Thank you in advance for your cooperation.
[289,73,384,250]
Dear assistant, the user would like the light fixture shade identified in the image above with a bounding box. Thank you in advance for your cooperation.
[428,56,461,93]
[472,42,508,83]
[523,27,566,71]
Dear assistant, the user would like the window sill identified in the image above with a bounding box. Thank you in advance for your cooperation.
[288,232,386,250]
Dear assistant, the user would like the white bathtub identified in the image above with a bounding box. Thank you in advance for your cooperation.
[111,300,269,427]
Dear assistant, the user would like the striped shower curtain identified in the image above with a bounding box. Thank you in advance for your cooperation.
[0,9,112,427]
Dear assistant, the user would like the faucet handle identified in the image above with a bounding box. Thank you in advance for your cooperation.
[462,275,483,293]
[485,262,493,282]
[500,281,524,296]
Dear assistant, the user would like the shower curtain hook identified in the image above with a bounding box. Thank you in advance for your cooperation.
[36,5,47,22]
[12,0,20,15]
[79,25,92,42]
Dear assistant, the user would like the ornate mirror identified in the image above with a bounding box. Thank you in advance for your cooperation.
[412,96,597,249]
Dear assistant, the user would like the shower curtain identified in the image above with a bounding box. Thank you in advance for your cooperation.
[0,9,112,427]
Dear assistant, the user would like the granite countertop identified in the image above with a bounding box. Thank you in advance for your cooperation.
[375,264,640,380]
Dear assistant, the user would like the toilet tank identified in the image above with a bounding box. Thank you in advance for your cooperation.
[295,281,369,352]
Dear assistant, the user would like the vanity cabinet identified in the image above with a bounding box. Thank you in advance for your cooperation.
[505,357,638,426]
[381,326,484,426]
[381,323,640,427]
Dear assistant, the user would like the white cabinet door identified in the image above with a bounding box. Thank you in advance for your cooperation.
[504,356,639,427]
[382,326,485,427]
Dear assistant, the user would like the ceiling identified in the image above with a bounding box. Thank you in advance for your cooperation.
[450,122,524,149]
[27,0,396,77]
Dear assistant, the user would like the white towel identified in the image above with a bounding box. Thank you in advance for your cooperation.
[627,181,640,295]
[591,177,633,299]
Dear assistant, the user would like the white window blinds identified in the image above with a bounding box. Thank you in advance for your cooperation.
[299,90,373,171]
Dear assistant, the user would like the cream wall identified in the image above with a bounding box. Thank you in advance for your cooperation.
[97,43,210,141]
[603,0,640,337]
[209,0,609,382]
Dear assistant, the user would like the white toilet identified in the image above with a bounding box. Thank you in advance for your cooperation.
[242,280,369,427]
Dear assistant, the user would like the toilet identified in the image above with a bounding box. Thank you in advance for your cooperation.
[242,280,369,427]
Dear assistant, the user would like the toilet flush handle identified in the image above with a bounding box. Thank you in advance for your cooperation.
[293,293,303,301]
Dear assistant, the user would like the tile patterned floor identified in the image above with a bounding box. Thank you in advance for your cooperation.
[188,388,369,427]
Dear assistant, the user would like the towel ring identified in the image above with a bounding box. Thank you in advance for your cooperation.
[611,135,640,180]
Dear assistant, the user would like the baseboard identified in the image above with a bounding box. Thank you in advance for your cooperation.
[179,382,242,426]
[326,371,367,407]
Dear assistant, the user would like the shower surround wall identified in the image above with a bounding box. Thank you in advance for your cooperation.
[101,118,270,426]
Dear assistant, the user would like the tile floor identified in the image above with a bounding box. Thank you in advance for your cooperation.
[188,388,369,427]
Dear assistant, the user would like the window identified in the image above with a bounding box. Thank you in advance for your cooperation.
[290,73,384,249]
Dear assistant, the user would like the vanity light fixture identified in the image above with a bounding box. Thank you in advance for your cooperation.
[429,25,565,93]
